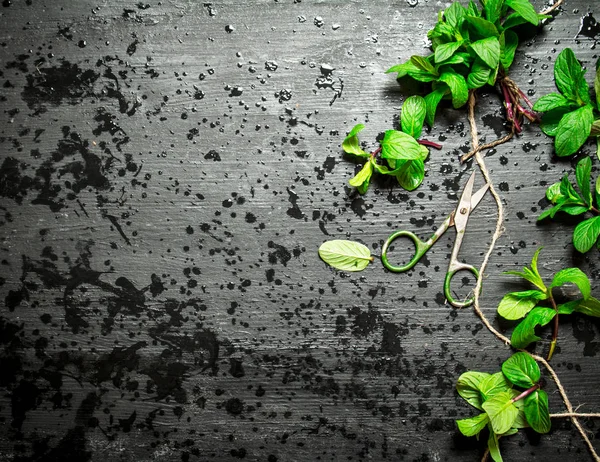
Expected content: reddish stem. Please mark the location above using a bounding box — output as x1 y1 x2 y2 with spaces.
517 105 540 123
370 146 382 158
501 82 521 133
517 88 535 109
512 383 541 403
418 139 443 149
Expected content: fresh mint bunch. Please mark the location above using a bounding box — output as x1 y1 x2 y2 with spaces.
386 0 546 130
538 157 600 252
456 352 550 462
342 96 441 194
533 48 600 157
497 248 600 359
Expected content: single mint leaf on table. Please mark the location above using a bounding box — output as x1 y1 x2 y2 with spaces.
380 130 425 160
342 124 368 157
400 95 427 139
501 352 540 388
497 294 538 320
457 413 489 437
575 157 593 206
482 391 520 435
523 390 551 434
573 216 600 253
511 307 556 349
318 240 373 272
457 371 491 410
554 105 594 156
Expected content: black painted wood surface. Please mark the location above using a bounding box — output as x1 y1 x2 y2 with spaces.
1 1 600 461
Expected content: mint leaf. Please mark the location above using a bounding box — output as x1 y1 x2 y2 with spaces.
554 105 594 156
503 248 546 292
505 0 539 26
554 48 585 101
457 371 490 410
439 71 469 108
573 216 600 253
386 62 417 77
500 30 518 71
533 93 571 112
318 240 373 272
502 12 529 29
482 391 519 435
591 120 600 136
394 159 425 191
557 299 580 315
511 307 556 349
575 157 593 207
468 59 492 89
497 294 538 320
410 55 437 75
465 16 499 38
484 0 503 25
595 57 600 111
435 41 463 64
467 0 480 17
487 426 502 462
559 174 584 203
523 390 551 434
401 96 427 139
501 352 540 388
444 2 467 28
457 413 489 437
479 372 512 401
424 87 448 127
545 181 563 203
540 106 571 137
575 297 600 317
470 36 501 69
348 161 373 193
380 130 424 160
342 124 368 156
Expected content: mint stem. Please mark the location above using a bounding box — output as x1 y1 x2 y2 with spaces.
517 105 540 123
418 139 443 149
512 383 541 403
370 147 382 158
517 88 534 109
501 82 521 133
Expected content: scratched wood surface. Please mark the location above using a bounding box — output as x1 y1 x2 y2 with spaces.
1 1 600 461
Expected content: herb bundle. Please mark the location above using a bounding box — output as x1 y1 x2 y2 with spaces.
386 0 546 132
533 48 600 157
538 157 600 252
497 248 600 359
342 96 441 194
457 352 550 461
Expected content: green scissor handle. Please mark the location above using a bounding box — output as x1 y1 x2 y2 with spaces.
381 230 432 273
443 262 479 308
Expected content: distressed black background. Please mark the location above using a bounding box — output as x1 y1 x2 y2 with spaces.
1 1 600 461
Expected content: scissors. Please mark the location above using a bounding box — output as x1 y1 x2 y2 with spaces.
380 172 488 308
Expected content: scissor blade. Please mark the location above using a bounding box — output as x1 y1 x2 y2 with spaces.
448 183 488 227
453 172 476 233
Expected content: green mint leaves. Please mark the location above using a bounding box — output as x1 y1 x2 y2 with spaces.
386 0 542 128
456 353 550 460
539 157 600 252
318 240 373 272
534 48 600 156
342 95 439 194
497 248 600 359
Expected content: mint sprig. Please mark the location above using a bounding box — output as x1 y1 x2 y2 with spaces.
342 96 442 194
498 248 600 359
457 352 550 461
538 157 600 252
534 48 600 157
386 0 546 131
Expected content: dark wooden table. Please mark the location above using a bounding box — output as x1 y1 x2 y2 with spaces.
1 1 599 460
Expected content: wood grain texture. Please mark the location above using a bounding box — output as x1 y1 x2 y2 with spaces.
1 0 599 461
